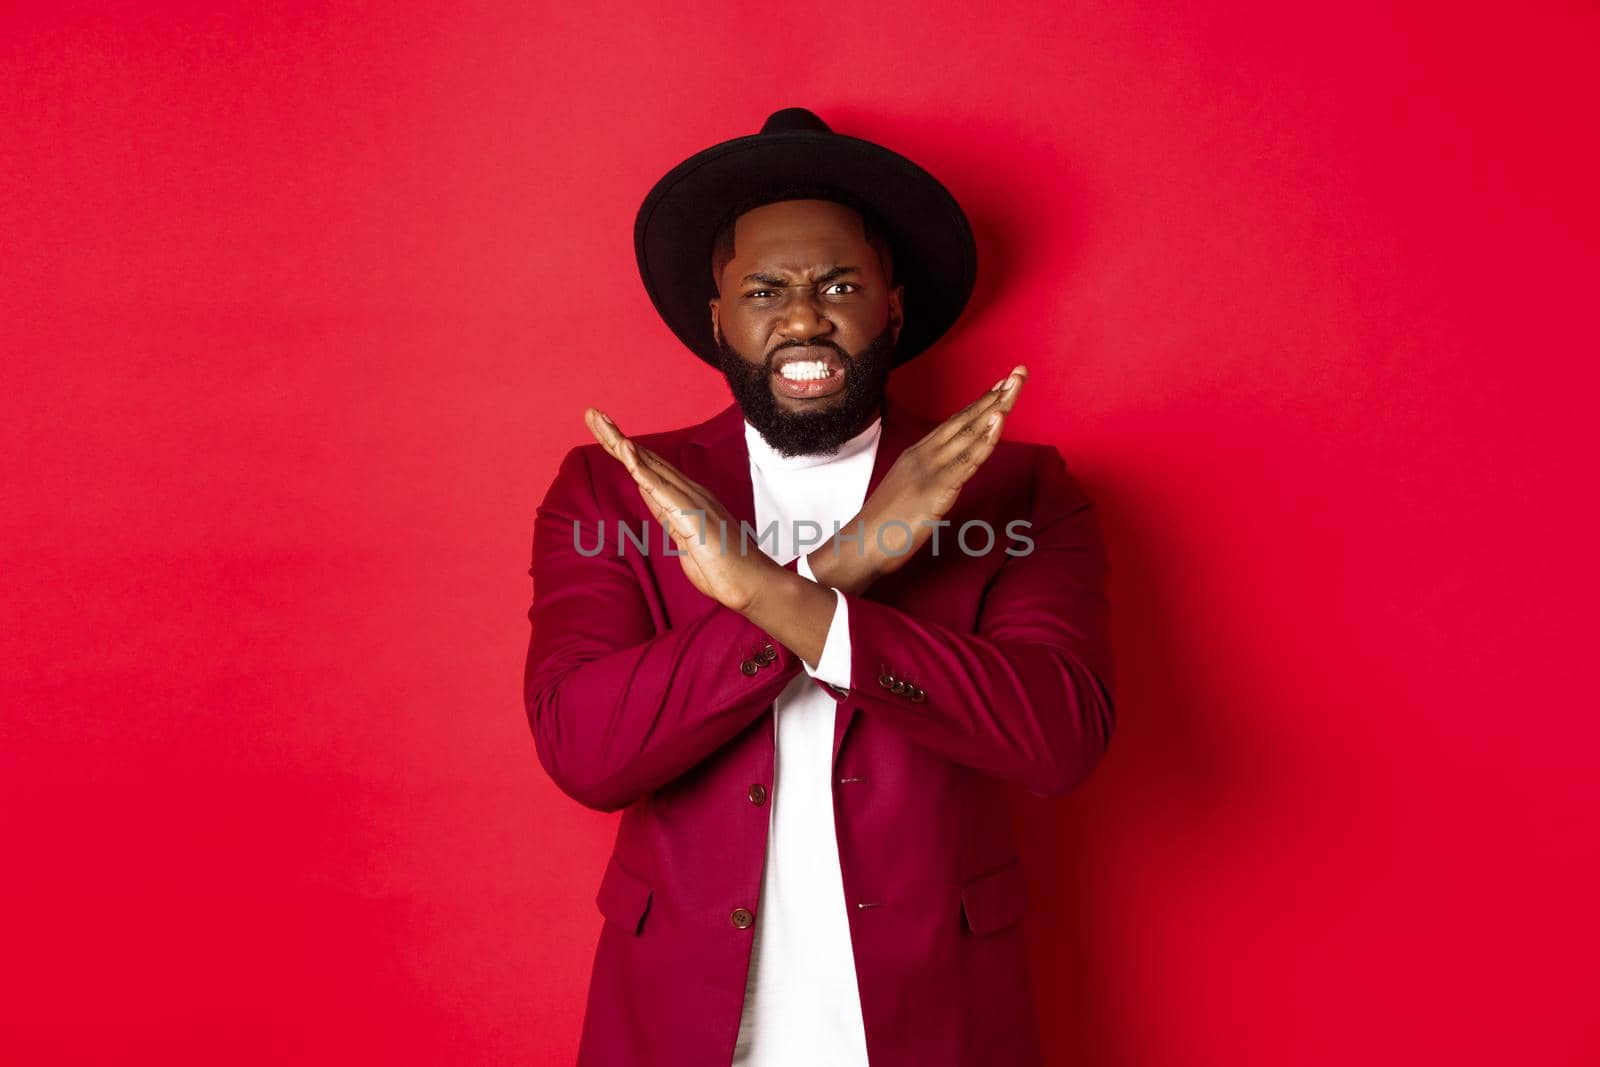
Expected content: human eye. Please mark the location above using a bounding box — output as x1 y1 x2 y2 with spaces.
744 288 780 300
822 282 859 296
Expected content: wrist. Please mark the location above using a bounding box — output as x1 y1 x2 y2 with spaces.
808 541 877 597
742 564 835 667
741 555 803 624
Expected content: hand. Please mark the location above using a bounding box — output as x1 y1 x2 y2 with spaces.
808 365 1027 594
584 407 776 613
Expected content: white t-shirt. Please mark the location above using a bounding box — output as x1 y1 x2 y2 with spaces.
730 413 881 1066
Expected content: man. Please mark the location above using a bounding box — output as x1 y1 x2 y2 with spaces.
524 108 1115 1066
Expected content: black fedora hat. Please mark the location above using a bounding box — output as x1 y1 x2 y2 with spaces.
634 107 977 370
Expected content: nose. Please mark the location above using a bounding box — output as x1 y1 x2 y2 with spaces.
775 289 835 346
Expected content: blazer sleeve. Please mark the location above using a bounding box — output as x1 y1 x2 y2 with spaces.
834 444 1116 798
524 444 804 813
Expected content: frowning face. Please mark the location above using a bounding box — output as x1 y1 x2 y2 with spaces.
709 198 904 457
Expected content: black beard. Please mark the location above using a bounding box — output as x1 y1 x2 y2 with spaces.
714 323 896 458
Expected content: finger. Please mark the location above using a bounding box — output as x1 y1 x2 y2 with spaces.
636 479 704 541
626 451 728 547
587 413 706 535
632 454 696 512
929 416 1006 497
590 410 705 503
938 377 1008 435
584 412 724 540
634 479 675 529
633 479 668 524
927 364 1028 448
585 407 622 456
919 375 1006 444
591 411 669 494
586 408 639 473
634 445 709 507
641 447 719 503
621 444 707 530
993 365 1028 414
629 450 717 546
949 410 1006 478
933 374 1024 479
930 381 1020 464
984 363 1027 396
615 436 647 481
957 364 1027 432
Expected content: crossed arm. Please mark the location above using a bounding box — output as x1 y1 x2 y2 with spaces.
809 443 1114 797
523 443 814 812
524 370 1115 810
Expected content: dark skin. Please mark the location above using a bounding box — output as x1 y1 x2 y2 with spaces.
584 198 1027 668
717 198 903 439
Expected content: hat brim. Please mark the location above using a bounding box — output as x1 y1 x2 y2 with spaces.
634 130 976 369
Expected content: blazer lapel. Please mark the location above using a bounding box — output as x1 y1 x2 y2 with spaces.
681 400 757 535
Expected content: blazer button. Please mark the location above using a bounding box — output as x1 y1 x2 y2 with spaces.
878 671 896 689
730 907 755 929
740 659 759 676
755 644 776 666
909 687 926 703
891 680 909 695
747 783 767 805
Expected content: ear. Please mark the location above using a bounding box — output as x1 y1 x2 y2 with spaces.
888 283 905 346
708 297 722 347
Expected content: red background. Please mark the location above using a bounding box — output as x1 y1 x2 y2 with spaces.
5 3 1597 1064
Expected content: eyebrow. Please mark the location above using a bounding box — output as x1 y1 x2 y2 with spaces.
740 265 862 287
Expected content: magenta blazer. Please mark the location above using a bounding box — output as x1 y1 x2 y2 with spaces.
524 397 1115 1066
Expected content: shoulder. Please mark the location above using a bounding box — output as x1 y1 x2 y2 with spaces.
972 434 1094 517
972 433 1062 483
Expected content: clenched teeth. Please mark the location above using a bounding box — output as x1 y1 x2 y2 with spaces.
777 360 834 381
